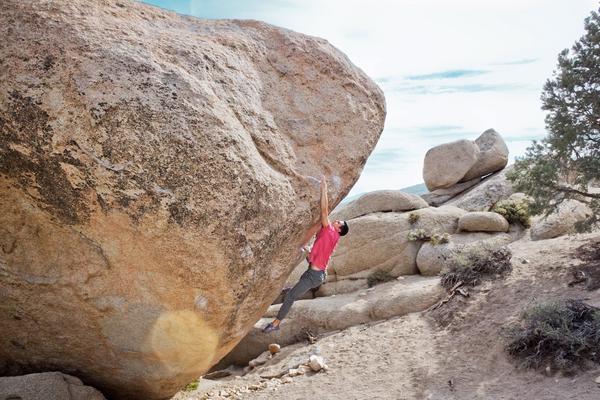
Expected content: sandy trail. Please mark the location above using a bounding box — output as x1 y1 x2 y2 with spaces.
175 233 600 400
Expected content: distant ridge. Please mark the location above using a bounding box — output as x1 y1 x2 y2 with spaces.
340 182 428 205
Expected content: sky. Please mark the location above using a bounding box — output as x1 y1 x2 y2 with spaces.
143 0 597 198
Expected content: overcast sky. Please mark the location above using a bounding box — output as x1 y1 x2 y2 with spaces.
143 0 597 197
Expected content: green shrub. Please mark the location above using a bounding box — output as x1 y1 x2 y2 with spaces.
367 270 395 287
505 299 600 374
492 199 531 227
440 247 512 289
184 381 199 392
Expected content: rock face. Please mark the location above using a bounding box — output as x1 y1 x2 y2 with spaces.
328 206 466 280
0 372 106 400
0 1 385 399
530 200 593 240
423 140 480 191
446 167 514 211
331 190 428 221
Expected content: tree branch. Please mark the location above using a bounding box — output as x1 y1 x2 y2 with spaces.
556 185 600 199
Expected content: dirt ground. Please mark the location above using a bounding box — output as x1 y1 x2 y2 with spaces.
174 232 600 400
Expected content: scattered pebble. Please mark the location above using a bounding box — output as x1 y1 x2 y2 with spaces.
594 375 600 385
521 258 530 264
281 377 293 384
269 343 281 355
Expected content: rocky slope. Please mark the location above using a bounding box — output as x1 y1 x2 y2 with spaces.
0 1 385 399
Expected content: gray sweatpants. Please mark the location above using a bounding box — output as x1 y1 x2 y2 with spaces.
276 267 326 321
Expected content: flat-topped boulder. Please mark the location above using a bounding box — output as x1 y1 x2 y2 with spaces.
421 177 481 206
218 276 444 366
0 1 385 399
446 167 514 211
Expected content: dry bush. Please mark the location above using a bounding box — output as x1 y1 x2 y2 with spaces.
505 299 600 374
440 247 512 289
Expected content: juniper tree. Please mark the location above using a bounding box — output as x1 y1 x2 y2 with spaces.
507 8 600 230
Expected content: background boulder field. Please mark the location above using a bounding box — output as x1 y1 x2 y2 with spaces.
0 0 385 398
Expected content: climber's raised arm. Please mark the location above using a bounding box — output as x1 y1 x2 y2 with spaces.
320 175 330 228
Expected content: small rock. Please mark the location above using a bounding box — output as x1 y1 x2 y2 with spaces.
521 258 529 264
594 375 600 384
287 367 305 377
268 343 281 355
281 377 293 384
308 355 326 372
545 366 552 377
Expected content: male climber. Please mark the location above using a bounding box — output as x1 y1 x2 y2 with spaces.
263 175 349 333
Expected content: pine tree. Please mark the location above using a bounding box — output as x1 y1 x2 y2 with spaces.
507 8 600 230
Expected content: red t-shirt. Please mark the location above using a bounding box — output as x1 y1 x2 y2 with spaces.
307 224 340 270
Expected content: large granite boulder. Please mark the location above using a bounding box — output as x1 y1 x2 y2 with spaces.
0 372 106 400
0 1 385 399
461 129 509 182
530 200 593 240
331 190 428 221
423 140 480 191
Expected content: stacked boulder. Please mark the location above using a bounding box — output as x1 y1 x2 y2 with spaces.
422 129 509 207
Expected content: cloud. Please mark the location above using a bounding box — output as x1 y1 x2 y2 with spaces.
406 69 489 80
493 58 540 66
390 83 531 95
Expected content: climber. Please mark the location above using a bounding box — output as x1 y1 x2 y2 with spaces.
262 175 349 333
